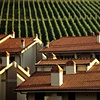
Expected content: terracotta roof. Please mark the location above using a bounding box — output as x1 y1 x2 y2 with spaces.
0 34 8 40
88 63 100 72
0 62 30 79
15 66 100 92
40 36 100 52
0 38 35 52
36 59 93 66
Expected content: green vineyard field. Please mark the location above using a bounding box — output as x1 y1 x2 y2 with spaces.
0 0 100 45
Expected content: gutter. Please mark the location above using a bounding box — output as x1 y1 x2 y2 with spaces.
15 90 100 94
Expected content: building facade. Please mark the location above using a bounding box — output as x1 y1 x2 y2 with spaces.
15 35 100 100
0 32 43 74
40 34 100 60
0 51 30 100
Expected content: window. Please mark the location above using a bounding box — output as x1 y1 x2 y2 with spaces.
35 93 45 100
97 92 100 100
96 55 100 60
68 92 75 100
56 54 74 59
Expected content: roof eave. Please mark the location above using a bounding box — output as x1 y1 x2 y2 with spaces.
15 89 100 94
40 50 100 53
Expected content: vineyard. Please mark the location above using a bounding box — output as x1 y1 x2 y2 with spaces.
0 0 100 45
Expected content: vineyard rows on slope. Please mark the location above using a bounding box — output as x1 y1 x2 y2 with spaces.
0 0 100 45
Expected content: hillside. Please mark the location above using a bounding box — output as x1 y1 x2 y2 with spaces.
0 0 100 45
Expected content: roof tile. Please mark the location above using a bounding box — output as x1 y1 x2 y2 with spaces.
36 59 93 66
41 36 100 52
0 38 35 52
15 64 100 91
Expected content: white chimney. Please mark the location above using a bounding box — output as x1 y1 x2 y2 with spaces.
66 60 76 74
46 42 49 48
51 65 63 86
11 30 15 38
97 32 100 43
21 39 25 48
2 51 10 66
34 34 38 41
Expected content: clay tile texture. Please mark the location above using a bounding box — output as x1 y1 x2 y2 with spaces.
40 36 100 52
0 34 8 40
15 66 100 92
36 59 92 66
0 38 34 53
15 63 100 92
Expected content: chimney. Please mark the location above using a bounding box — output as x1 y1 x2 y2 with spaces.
11 30 15 38
51 65 63 86
24 66 30 74
34 34 38 41
97 32 100 43
48 53 57 60
66 60 76 74
45 42 49 48
21 39 25 48
2 51 10 66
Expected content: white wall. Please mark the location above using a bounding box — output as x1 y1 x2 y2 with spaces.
36 66 52 71
21 45 36 74
17 74 26 100
43 67 51 71
0 75 1 100
51 72 63 86
1 73 6 100
77 65 87 71
66 66 76 74
36 43 42 62
15 55 20 65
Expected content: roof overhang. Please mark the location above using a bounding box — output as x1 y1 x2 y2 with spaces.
40 50 100 53
15 89 100 94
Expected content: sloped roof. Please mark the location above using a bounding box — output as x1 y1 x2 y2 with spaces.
0 34 8 40
87 63 100 72
15 64 100 92
36 59 94 66
0 62 30 79
40 36 100 52
0 38 35 53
